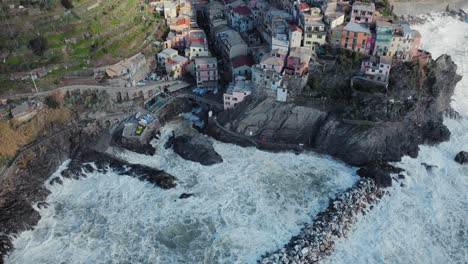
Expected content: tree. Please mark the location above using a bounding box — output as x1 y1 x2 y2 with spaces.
60 0 74 9
445 5 450 12
45 95 60 109
28 37 48 56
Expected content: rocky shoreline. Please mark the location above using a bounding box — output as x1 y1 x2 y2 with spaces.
259 178 386 264
59 150 177 189
0 119 176 262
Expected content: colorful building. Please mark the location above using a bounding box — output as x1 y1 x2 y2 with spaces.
289 24 303 48
283 48 311 77
303 20 326 49
230 6 255 32
360 56 392 83
373 21 392 56
328 25 344 47
350 1 375 24
165 55 189 79
223 76 253 109
340 22 371 54
194 57 219 90
231 55 254 79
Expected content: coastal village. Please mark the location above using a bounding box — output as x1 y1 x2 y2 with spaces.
1 0 433 153
150 0 428 108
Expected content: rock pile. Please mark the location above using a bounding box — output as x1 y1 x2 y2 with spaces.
259 178 385 264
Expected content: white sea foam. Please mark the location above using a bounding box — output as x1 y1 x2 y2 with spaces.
6 120 358 264
322 14 468 264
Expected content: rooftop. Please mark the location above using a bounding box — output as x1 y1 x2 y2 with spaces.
343 22 370 34
195 57 217 65
261 55 283 66
352 1 375 12
232 6 252 16
10 101 31 117
231 55 254 68
296 3 310 11
290 24 303 32
226 78 253 94
160 48 178 57
220 29 246 47
167 55 188 65
376 21 392 27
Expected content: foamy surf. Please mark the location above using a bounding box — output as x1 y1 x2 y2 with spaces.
6 120 358 264
321 14 468 264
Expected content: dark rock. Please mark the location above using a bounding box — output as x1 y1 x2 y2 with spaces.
49 177 63 185
357 162 404 188
37 202 49 209
164 131 175 149
173 135 223 166
455 151 468 164
179 193 194 199
421 163 437 171
398 174 405 179
62 150 177 189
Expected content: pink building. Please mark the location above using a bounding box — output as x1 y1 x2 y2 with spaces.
366 31 376 55
223 76 253 110
194 57 219 90
284 48 311 77
410 31 422 57
259 54 284 74
350 1 375 24
165 17 191 50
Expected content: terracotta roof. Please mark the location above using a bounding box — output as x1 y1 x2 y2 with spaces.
188 38 205 43
296 3 310 11
231 55 254 68
177 18 190 26
290 24 303 32
232 6 252 16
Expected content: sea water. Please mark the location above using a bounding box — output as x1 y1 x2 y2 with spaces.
6 121 358 264
322 14 468 264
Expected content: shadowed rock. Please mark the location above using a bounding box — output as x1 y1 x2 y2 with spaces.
173 135 223 166
455 151 468 164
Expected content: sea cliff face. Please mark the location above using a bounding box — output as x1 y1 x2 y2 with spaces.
219 55 461 166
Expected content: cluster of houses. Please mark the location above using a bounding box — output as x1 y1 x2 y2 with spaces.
154 0 426 109
156 1 221 94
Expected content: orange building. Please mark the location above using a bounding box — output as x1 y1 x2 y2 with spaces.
339 22 371 54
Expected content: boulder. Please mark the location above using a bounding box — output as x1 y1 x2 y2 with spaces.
173 135 223 166
455 151 468 164
356 162 404 188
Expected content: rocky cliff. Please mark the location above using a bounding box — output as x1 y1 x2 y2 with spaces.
219 55 461 166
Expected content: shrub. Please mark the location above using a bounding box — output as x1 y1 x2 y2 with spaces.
45 95 60 109
28 37 48 56
60 0 74 9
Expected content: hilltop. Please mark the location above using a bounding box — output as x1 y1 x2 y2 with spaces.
0 0 165 96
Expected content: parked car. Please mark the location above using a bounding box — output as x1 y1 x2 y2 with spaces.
135 125 144 135
193 88 207 95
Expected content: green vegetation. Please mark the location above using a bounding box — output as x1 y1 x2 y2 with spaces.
0 0 164 94
378 0 395 17
45 95 60 108
337 49 362 67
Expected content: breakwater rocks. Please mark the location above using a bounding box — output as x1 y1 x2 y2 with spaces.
59 150 176 189
259 178 384 264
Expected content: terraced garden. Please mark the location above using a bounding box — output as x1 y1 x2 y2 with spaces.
0 0 167 95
